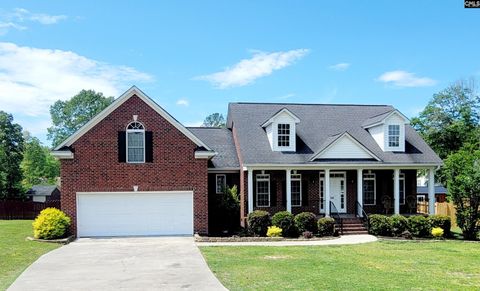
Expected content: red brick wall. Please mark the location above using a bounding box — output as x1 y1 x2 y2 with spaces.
60 95 209 236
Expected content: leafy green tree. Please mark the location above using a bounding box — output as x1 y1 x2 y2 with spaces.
202 113 226 127
0 111 24 199
443 148 480 240
21 133 60 188
47 90 114 147
411 80 480 160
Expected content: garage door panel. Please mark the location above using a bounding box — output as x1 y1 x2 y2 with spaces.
77 192 193 237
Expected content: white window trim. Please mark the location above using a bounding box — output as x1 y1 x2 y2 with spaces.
126 122 146 164
216 174 226 194
384 123 405 152
291 173 302 207
387 124 400 148
392 173 406 205
363 172 376 206
277 123 291 148
256 173 270 207
272 121 296 152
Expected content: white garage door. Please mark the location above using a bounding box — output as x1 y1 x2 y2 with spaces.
77 191 193 237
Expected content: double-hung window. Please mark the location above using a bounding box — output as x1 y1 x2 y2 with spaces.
363 172 376 205
216 174 226 194
291 173 302 206
126 121 145 163
256 174 270 207
388 124 400 148
277 124 290 147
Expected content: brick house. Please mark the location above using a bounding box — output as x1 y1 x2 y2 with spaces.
53 86 442 237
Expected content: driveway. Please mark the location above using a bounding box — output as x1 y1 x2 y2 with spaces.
8 237 226 291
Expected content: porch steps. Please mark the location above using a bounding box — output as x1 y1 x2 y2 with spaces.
336 217 368 235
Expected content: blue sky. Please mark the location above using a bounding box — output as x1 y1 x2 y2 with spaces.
0 1 479 146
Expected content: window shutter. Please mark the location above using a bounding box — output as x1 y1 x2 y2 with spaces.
118 131 126 163
270 180 277 207
302 179 309 206
145 131 153 163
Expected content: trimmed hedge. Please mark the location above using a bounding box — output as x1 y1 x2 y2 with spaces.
317 217 336 237
272 211 296 237
407 215 431 237
33 208 71 240
247 210 271 236
294 212 317 233
390 215 408 237
428 215 451 237
369 214 392 236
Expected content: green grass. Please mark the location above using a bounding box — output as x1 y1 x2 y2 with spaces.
0 220 59 290
201 240 480 290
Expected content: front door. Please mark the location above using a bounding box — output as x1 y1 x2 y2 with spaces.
319 172 347 213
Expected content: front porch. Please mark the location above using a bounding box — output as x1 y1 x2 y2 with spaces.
243 167 437 219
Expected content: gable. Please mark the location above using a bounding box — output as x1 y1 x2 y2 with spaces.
312 133 381 161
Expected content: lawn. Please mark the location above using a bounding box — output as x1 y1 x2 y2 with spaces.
0 220 59 290
201 240 480 290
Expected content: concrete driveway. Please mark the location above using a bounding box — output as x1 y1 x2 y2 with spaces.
8 237 226 291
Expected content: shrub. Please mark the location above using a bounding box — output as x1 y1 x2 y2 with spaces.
247 210 271 236
32 208 71 240
294 212 317 233
302 231 314 239
407 215 431 237
431 227 444 238
317 217 336 237
266 226 282 237
272 211 296 237
369 214 392 236
389 215 408 237
429 215 451 237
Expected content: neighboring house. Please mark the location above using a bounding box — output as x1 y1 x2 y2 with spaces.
417 186 447 203
26 185 60 203
53 86 442 237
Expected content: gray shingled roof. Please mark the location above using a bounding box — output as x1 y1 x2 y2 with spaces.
188 127 240 169
417 186 447 194
26 185 58 196
226 103 442 165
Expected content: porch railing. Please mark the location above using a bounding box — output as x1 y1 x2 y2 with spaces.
329 201 343 235
356 201 369 232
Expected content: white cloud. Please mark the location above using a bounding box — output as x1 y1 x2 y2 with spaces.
377 70 437 87
0 42 153 116
184 120 203 127
0 8 67 35
328 63 350 71
195 49 309 89
176 99 189 106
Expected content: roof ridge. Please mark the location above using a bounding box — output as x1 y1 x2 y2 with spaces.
230 102 393 107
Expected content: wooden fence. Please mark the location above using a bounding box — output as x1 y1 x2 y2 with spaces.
417 201 457 227
0 200 61 220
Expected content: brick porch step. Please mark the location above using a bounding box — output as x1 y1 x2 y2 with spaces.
335 217 368 235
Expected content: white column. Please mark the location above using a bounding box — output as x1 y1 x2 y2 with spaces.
325 169 330 217
393 169 400 215
357 169 363 217
247 169 253 214
286 169 292 213
428 168 435 214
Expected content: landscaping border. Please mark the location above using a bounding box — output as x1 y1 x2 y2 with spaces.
26 235 75 244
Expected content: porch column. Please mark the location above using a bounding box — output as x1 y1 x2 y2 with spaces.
248 168 253 214
325 169 330 217
357 169 363 217
393 169 400 215
428 168 435 214
286 169 292 213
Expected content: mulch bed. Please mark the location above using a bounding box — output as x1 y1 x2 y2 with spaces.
26 235 75 244
194 234 336 242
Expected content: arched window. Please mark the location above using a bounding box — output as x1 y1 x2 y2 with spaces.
126 121 145 163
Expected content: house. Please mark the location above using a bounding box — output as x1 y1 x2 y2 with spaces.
417 185 447 203
53 86 442 237
26 185 60 203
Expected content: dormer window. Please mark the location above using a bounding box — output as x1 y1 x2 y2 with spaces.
388 124 400 147
126 121 145 163
277 124 291 147
363 109 408 152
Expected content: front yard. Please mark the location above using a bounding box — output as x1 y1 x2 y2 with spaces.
0 220 59 290
201 240 480 290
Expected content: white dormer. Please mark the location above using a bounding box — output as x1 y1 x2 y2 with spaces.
262 108 300 152
363 110 409 152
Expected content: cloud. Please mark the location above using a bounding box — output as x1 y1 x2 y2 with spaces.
328 63 350 71
184 121 203 127
0 42 153 117
176 99 189 106
0 8 67 35
195 49 309 89
377 70 437 87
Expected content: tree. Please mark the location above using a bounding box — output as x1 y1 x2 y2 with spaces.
202 113 226 127
443 148 480 240
21 133 60 189
47 90 114 147
0 111 24 199
411 80 480 160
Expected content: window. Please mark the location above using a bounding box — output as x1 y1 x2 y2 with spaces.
277 123 290 147
291 173 302 206
363 172 376 205
256 174 270 207
126 121 145 163
216 174 226 194
388 124 400 148
392 173 406 205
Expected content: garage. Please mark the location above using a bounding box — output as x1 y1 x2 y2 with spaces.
76 191 193 237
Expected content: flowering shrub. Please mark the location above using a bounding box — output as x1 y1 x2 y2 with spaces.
33 208 71 239
431 227 444 238
267 226 283 237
